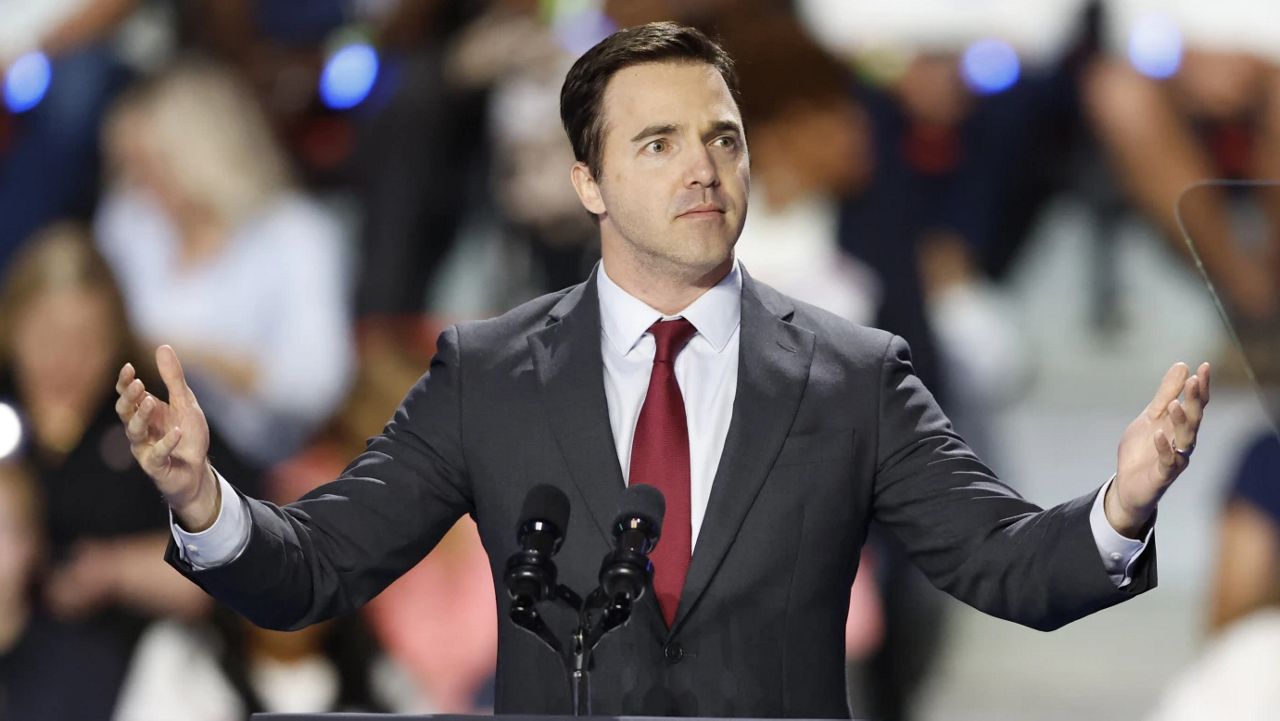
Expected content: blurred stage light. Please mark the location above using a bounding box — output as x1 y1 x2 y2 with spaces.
1128 12 1182 79
3 51 52 113
320 43 379 110
553 7 616 57
961 39 1020 95
0 403 22 459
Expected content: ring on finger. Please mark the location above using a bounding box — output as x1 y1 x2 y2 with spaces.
1174 442 1195 461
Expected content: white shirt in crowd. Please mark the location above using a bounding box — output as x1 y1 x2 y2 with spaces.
97 188 356 466
111 619 424 721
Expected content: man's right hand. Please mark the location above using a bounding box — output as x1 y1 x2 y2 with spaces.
116 345 220 531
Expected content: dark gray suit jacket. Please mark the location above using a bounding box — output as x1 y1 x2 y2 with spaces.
167 268 1154 718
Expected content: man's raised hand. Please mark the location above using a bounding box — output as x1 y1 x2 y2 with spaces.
1109 361 1211 538
115 345 221 531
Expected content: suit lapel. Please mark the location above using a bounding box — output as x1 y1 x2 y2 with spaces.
670 271 815 635
528 270 626 547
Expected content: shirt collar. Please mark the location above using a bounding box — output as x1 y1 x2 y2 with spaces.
597 258 742 356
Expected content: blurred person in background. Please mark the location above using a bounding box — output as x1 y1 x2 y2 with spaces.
186 0 492 388
1208 430 1280 632
446 0 607 295
0 223 257 714
0 0 173 271
346 0 489 323
1086 0 1280 325
1147 427 1280 720
94 58 356 467
722 11 880 327
0 460 123 720
794 0 1083 456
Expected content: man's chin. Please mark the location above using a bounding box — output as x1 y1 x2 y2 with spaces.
671 245 735 283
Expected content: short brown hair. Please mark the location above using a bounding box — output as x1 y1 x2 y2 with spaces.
560 21 739 180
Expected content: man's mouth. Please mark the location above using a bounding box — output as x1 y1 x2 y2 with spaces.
678 204 725 218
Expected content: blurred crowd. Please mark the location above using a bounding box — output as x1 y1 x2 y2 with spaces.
1 0 1278 719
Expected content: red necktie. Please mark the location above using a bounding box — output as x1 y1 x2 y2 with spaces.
629 318 698 627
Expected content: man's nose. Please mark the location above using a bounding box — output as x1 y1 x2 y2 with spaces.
683 146 720 188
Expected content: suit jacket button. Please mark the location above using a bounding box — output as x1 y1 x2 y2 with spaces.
664 642 685 664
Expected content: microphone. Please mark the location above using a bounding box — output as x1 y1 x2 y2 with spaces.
599 484 665 602
505 484 571 605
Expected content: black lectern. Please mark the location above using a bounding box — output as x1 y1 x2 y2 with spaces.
253 716 857 721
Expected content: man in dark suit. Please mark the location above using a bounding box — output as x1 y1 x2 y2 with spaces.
114 22 1210 718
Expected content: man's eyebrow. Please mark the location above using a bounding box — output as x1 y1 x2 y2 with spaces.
704 120 743 139
630 123 678 142
629 120 743 143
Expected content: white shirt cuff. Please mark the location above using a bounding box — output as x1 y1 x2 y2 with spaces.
170 469 251 570
1089 475 1152 588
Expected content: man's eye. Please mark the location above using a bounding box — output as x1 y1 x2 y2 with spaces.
714 136 738 150
647 140 668 153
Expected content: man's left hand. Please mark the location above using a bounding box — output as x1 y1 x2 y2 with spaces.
1109 362 1211 538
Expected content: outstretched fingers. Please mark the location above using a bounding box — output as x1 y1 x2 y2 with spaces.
142 426 182 471
1168 398 1195 456
125 395 157 444
1169 362 1210 459
1184 363 1210 423
156 345 194 407
115 362 135 396
1146 362 1190 420
115 374 145 423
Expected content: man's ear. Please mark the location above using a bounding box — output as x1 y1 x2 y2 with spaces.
570 162 607 215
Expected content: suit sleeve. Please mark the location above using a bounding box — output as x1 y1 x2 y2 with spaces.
165 326 474 630
869 335 1156 631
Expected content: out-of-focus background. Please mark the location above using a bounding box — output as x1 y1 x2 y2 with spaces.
1 0 1278 719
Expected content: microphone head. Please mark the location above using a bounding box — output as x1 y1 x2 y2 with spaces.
600 484 665 600
519 483 570 535
613 483 665 539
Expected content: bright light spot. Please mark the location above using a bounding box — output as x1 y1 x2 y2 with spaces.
0 403 22 459
320 43 379 110
4 52 52 113
1128 12 1182 79
961 39 1020 95
553 8 616 57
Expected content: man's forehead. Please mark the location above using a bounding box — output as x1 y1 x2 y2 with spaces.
601 61 740 132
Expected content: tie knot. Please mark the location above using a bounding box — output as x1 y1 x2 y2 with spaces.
648 318 697 363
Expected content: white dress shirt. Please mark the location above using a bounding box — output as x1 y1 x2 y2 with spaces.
175 260 1149 584
598 259 741 549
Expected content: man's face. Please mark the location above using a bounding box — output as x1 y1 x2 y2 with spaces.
575 61 750 282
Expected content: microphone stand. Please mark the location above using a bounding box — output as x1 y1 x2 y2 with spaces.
570 589 636 715
508 579 638 715
506 486 660 716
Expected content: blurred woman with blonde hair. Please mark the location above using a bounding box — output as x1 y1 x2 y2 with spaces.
95 58 355 466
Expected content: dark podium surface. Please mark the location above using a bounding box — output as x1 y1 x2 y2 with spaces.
253 716 857 721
